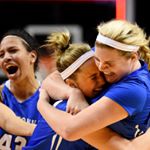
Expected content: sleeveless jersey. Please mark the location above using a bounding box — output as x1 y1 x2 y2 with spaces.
0 80 40 150
23 100 97 150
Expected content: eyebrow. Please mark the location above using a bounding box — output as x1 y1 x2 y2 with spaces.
8 46 17 49
7 46 18 50
0 46 18 52
94 56 115 64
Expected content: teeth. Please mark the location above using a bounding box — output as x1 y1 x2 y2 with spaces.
104 72 110 75
6 66 12 69
6 65 14 69
95 87 103 91
6 67 13 70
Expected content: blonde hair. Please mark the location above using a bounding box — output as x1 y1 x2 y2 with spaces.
96 19 150 69
44 30 91 77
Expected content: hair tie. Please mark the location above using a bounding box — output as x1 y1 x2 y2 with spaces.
61 44 70 51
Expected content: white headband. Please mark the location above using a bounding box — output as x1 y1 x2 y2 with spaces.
4 35 30 48
60 51 94 80
96 33 139 52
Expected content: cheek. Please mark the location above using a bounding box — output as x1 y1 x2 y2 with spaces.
79 81 91 94
120 61 131 72
86 81 96 92
113 62 128 73
98 78 105 87
115 68 129 79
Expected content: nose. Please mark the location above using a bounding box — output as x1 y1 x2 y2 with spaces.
98 62 109 72
3 52 12 62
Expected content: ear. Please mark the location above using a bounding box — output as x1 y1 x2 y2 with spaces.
30 50 37 64
137 51 141 59
129 52 138 62
65 78 78 88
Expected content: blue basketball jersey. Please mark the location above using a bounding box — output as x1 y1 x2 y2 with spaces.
88 60 150 139
23 60 150 149
23 100 97 150
104 61 150 139
0 80 41 150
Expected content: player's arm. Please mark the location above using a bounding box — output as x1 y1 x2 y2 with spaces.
41 71 72 100
0 102 36 136
38 88 128 141
83 127 150 150
129 128 150 150
83 127 133 150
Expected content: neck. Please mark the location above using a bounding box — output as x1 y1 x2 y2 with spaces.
9 77 39 101
130 60 141 73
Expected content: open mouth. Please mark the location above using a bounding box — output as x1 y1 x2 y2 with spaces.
6 66 18 75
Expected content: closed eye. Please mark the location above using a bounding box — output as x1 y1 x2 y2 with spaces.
90 74 97 80
8 48 18 54
0 52 4 58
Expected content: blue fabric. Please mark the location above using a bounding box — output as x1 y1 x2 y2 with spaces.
23 60 150 150
0 81 40 149
104 61 150 139
23 101 97 150
86 60 150 139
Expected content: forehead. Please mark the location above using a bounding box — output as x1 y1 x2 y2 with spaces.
95 46 121 61
0 36 24 50
79 58 99 74
1 36 23 44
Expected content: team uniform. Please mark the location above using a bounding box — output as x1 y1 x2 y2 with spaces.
0 80 40 150
89 60 150 139
23 100 97 150
103 60 150 139
23 60 150 149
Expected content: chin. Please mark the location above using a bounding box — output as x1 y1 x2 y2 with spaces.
105 75 118 83
106 78 116 83
89 93 99 99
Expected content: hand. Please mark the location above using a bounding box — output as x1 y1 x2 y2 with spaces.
39 88 50 103
42 70 72 100
66 88 89 115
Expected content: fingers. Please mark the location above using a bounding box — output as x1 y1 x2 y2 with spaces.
67 106 81 115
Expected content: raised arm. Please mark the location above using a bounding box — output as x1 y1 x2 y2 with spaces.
41 71 72 100
42 71 89 114
0 102 36 136
39 89 150 150
38 88 128 141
